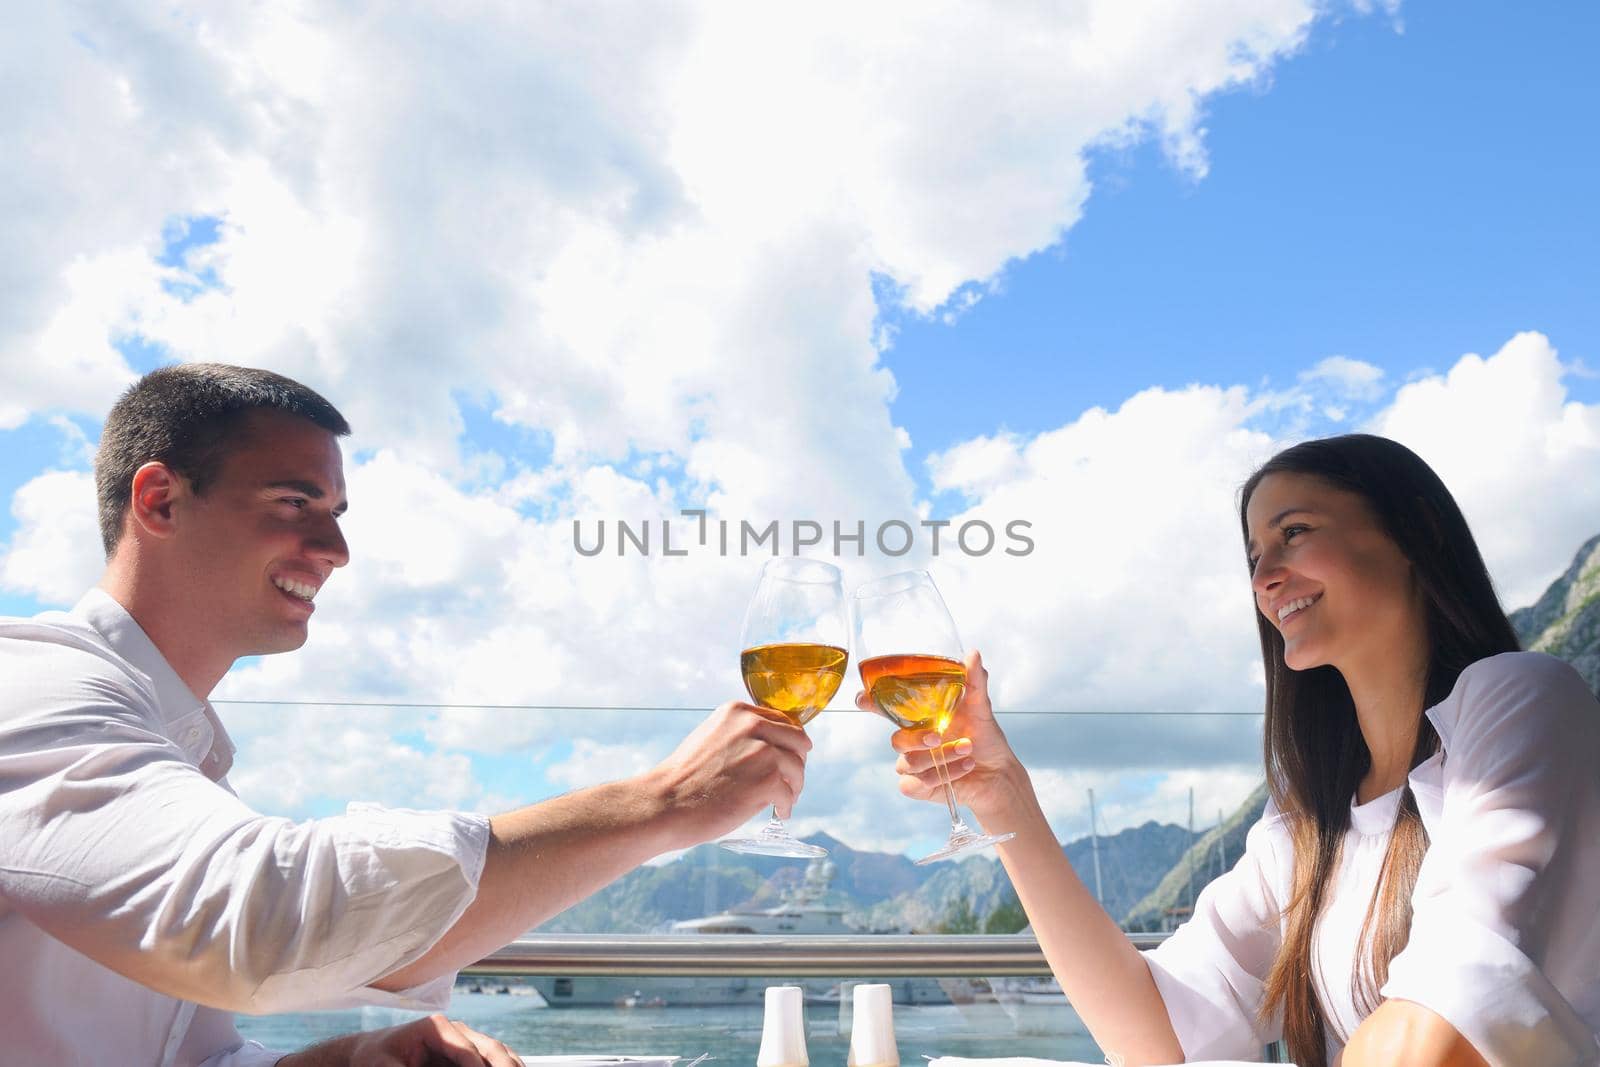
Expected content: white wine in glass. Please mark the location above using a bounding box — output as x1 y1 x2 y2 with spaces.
741 642 847 726
852 570 1014 864
720 557 848 858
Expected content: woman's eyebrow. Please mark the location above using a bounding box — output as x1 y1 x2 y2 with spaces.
1266 507 1313 529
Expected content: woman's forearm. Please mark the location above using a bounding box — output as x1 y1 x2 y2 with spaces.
1341 1000 1490 1067
979 776 1186 1066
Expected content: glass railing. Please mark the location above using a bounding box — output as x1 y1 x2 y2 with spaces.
215 701 1274 1061
235 934 1287 1062
236 935 1131 1063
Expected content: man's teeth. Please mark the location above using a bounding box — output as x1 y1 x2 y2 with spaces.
273 577 317 601
1277 595 1317 622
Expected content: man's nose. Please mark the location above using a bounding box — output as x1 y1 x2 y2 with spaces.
309 515 350 568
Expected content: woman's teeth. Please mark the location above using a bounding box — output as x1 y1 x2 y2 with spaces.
1277 595 1318 622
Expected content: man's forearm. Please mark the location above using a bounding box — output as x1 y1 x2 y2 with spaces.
375 699 808 992
276 1031 360 1067
374 771 678 991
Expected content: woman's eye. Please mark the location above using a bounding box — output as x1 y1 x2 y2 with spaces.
1282 524 1308 541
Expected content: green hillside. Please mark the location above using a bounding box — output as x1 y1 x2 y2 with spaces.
1511 532 1600 692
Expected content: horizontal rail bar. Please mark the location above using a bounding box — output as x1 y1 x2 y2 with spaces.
463 933 1170 978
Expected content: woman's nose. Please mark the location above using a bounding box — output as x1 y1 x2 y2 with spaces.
1251 554 1285 597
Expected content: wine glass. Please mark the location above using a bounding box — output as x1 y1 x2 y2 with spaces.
852 569 1014 864
719 557 848 858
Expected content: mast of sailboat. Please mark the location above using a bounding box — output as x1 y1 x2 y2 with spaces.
1087 788 1104 905
1186 787 1197 911
1216 808 1227 877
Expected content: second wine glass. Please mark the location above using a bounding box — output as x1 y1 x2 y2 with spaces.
852 569 1014 864
720 557 848 858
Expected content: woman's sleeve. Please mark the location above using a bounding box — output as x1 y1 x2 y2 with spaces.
1380 653 1600 1066
1141 801 1288 1060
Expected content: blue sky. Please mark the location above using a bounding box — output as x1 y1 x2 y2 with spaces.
885 0 1598 491
3 2 1598 850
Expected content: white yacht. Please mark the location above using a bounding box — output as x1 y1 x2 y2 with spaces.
525 860 950 1007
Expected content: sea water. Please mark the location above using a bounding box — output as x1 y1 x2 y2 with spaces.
235 997 1106 1065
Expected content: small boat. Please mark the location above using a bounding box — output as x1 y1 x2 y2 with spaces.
615 990 669 1009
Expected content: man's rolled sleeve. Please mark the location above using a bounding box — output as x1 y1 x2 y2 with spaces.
243 804 492 1013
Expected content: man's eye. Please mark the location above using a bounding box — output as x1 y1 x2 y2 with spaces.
282 497 308 509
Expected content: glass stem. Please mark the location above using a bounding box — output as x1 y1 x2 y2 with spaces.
929 738 965 829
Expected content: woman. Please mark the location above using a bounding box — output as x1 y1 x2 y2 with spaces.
880 435 1600 1066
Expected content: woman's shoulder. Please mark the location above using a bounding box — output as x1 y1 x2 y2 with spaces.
1432 651 1598 754
1243 792 1295 866
1456 649 1586 685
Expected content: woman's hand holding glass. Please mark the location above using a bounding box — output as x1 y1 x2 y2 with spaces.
868 648 1033 832
852 570 1016 863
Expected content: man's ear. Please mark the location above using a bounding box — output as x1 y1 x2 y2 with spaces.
128 462 187 540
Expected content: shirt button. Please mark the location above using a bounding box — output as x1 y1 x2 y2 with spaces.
188 727 202 741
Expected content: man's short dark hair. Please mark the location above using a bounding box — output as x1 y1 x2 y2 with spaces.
94 363 351 557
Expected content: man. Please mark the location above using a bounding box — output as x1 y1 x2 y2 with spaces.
0 364 811 1066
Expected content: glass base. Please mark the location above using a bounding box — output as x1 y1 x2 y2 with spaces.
719 817 827 858
915 823 1015 865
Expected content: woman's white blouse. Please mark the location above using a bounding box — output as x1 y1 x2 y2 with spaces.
1143 652 1600 1066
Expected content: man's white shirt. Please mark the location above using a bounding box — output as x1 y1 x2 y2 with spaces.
0 589 491 1066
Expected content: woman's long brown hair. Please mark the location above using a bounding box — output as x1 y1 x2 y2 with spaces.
1240 435 1520 1066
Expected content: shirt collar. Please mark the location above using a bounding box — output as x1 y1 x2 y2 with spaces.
73 587 210 726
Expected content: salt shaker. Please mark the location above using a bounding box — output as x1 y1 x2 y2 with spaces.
757 985 809 1067
846 983 899 1067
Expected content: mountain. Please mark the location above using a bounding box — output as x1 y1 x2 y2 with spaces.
1121 783 1269 931
851 820 1196 931
538 833 927 934
1064 820 1198 921
537 823 1193 934
1511 532 1600 692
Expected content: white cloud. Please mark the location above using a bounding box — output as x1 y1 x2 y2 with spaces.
1029 764 1264 840
1299 355 1385 401
3 1 1343 478
1369 331 1600 608
928 384 1277 727
226 704 482 814
547 739 661 791
0 2 1442 843
0 471 102 605
927 433 1028 500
